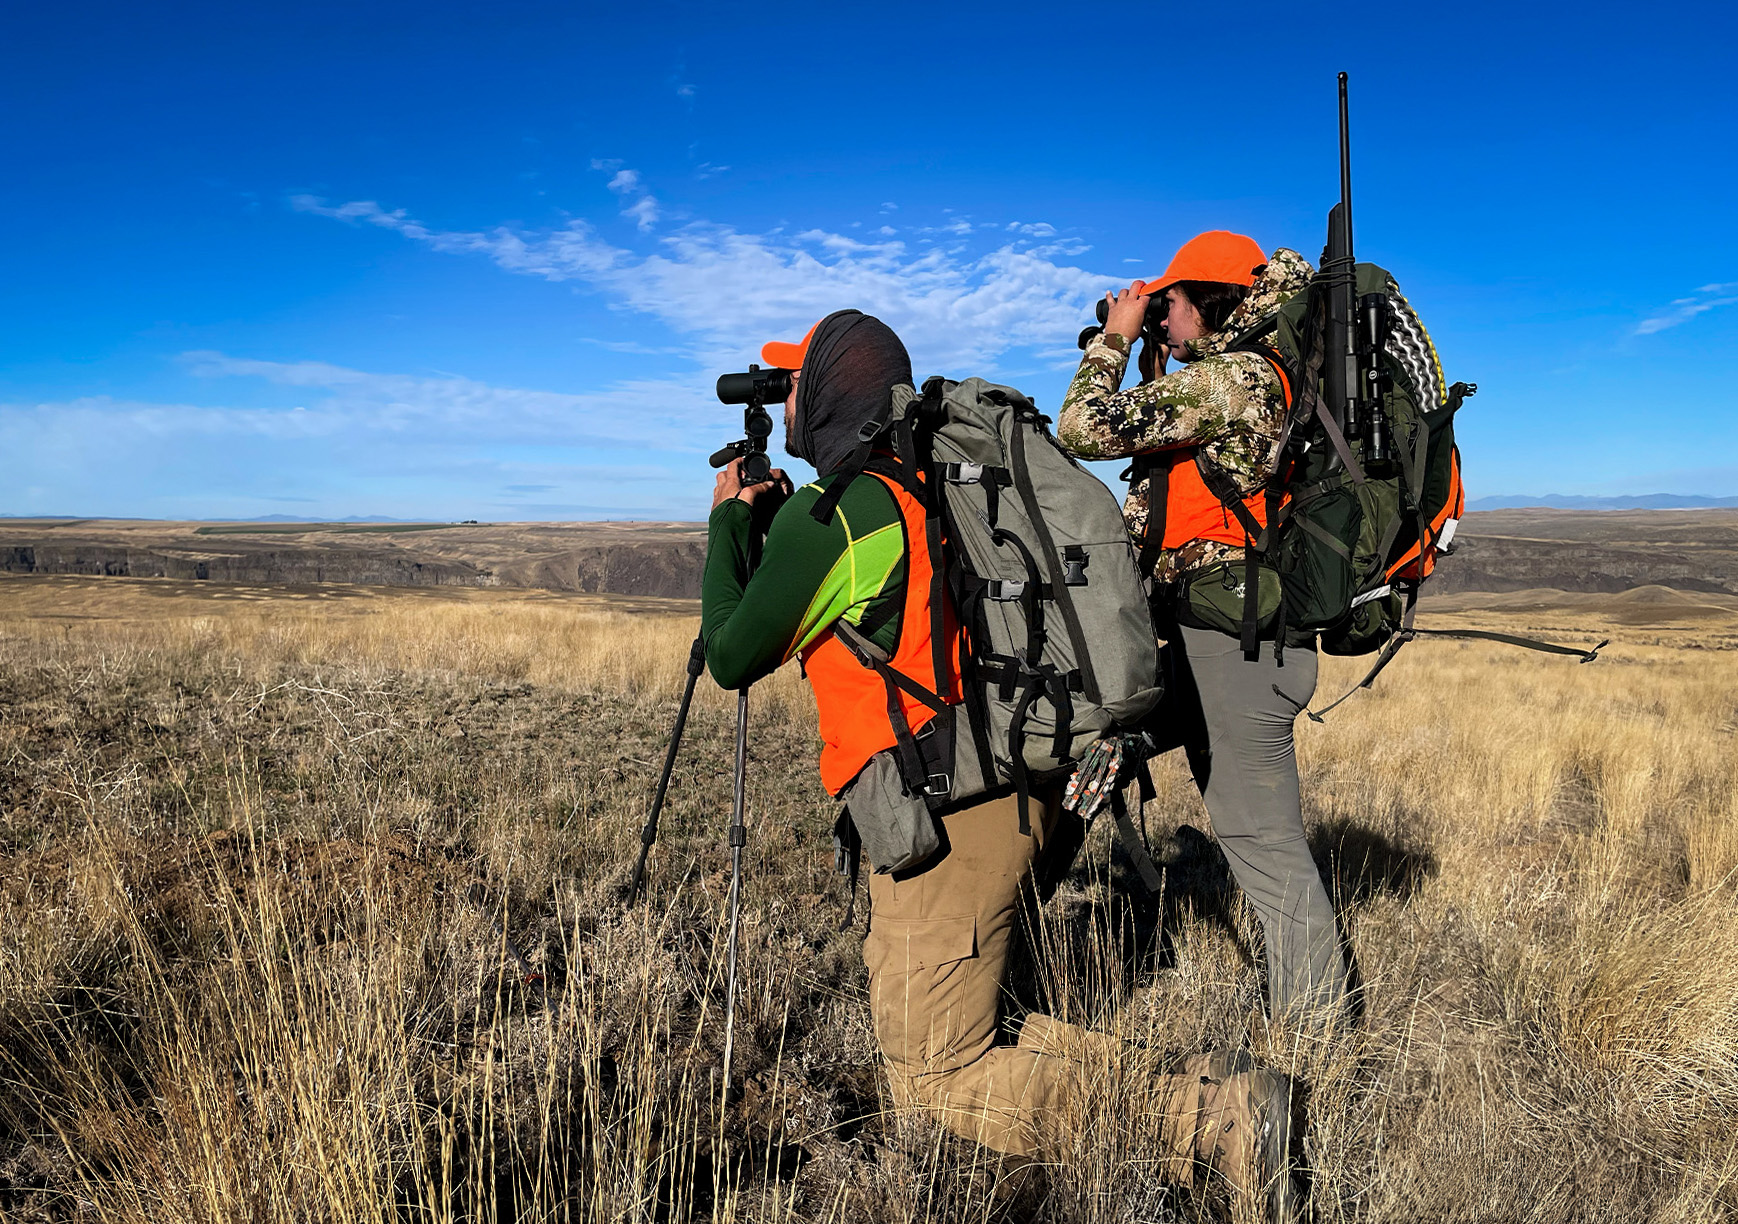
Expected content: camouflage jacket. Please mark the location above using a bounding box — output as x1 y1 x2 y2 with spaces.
1057 248 1313 584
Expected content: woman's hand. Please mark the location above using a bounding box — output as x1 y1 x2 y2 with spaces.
712 458 791 511
1103 286 1150 345
1137 336 1168 384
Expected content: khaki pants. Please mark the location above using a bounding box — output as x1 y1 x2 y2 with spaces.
863 788 1200 1161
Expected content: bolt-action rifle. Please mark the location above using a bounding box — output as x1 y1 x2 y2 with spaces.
1304 73 1603 718
1322 74 1356 452
1320 71 1393 471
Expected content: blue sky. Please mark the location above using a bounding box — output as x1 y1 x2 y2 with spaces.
3 0 1736 520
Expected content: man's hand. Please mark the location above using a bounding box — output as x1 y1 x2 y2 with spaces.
712 458 792 511
1103 286 1150 345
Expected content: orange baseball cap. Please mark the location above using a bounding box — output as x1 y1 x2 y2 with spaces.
1138 231 1268 296
761 320 821 371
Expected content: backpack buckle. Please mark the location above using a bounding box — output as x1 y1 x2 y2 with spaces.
1062 545 1089 586
945 462 985 484
988 580 1026 601
922 771 952 798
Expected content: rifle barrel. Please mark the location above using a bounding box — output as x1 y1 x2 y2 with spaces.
1338 72 1353 258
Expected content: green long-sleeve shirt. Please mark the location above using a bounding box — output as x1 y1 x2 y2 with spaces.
701 474 909 691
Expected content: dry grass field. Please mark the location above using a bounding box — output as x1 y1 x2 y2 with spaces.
1 573 1735 1223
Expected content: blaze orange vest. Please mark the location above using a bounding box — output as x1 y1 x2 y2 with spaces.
1148 447 1272 550
1144 347 1292 557
800 471 964 797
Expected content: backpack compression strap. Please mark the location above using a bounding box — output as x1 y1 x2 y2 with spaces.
833 621 955 800
1304 589 1606 721
1063 735 1166 894
1111 791 1164 894
1267 295 1369 486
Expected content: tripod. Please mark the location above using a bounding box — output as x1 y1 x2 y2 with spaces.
628 393 775 1103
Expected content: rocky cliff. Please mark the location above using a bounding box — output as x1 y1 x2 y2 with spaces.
2 543 484 587
0 521 711 599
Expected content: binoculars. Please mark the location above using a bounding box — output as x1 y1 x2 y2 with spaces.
1078 295 1170 352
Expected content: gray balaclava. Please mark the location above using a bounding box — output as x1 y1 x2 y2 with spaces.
790 310 913 475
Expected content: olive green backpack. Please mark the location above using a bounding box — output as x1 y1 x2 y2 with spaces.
1186 262 1602 710
1175 263 1467 657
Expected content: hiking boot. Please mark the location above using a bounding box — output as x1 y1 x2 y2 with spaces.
1199 1068 1297 1223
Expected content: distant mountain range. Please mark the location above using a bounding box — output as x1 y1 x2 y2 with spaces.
10 500 1738 521
246 514 410 523
1467 494 1738 511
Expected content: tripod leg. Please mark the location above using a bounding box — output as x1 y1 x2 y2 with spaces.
628 634 707 902
721 686 749 1103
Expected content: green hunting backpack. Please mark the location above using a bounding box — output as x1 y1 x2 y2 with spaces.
1193 261 1475 662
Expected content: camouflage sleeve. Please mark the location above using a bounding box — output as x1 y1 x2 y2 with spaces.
1056 333 1282 475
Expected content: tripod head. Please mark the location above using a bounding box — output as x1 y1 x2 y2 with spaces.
711 364 785 485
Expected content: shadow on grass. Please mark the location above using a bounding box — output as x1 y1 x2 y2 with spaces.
1018 807 1437 1022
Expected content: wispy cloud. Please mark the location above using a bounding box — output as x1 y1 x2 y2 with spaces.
291 194 1111 372
1635 281 1738 335
0 360 724 518
669 60 696 102
594 163 660 231
620 196 660 231
176 351 713 445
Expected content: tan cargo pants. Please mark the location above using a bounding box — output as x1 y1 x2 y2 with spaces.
863 787 1201 1161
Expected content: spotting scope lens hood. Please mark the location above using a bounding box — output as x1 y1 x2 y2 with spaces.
716 364 794 406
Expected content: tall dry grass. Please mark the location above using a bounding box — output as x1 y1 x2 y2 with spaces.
1 574 1735 1222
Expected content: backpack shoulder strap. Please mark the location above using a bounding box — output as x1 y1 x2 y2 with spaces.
1133 453 1171 577
811 383 938 526
1221 337 1297 418
1193 451 1269 547
1223 311 1280 350
809 414 890 526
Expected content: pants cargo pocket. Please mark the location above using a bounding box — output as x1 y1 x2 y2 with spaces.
863 913 980 1078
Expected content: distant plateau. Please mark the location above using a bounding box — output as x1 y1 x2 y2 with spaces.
4 509 1738 601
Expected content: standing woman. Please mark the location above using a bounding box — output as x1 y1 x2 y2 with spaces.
1057 231 1349 1026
